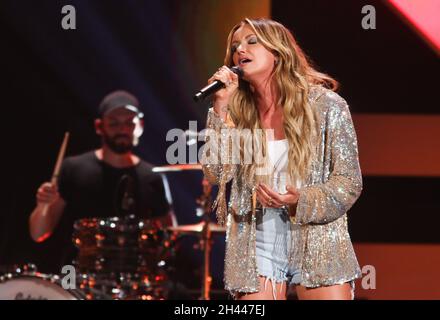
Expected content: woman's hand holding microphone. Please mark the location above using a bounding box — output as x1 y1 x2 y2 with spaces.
208 66 239 121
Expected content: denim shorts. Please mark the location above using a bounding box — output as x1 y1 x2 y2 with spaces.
256 207 301 299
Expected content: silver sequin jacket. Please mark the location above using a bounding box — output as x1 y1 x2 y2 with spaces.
202 85 363 293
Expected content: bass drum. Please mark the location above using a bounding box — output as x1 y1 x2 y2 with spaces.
0 272 85 300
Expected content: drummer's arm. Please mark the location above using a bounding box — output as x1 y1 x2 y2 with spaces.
29 182 66 242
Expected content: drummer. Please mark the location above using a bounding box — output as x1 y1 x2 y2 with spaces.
29 90 175 265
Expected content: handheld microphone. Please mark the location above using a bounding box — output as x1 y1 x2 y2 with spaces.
193 66 243 102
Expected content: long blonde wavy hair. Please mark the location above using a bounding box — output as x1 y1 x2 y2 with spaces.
223 18 338 187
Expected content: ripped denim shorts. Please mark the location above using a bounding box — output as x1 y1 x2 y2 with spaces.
255 207 301 299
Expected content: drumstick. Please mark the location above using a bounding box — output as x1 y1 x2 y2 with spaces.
41 132 70 216
50 132 70 184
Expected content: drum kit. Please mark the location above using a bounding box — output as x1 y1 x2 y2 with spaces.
0 163 225 300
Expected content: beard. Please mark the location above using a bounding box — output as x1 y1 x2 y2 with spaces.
102 133 134 154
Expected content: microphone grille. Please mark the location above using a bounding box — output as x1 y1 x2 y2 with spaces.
230 66 243 78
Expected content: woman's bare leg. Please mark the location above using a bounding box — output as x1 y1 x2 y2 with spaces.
295 283 353 300
237 276 288 300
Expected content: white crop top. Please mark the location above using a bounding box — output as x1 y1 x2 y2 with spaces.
267 139 288 194
267 139 302 193
267 139 288 173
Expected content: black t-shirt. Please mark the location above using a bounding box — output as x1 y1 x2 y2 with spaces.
51 151 169 268
58 151 169 220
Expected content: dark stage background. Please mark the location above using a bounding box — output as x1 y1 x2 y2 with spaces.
0 0 438 299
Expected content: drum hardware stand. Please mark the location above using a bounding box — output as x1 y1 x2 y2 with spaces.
196 178 213 300
151 163 224 300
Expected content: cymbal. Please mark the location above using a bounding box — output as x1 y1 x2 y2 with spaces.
167 222 226 235
152 163 202 173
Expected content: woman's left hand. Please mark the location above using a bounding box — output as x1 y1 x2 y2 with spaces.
256 183 300 212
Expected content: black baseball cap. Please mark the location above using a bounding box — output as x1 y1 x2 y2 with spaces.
98 90 144 118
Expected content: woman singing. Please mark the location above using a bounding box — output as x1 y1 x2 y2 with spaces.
202 18 362 300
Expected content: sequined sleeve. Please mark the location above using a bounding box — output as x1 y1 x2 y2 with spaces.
296 94 363 225
201 108 237 184
201 108 237 224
